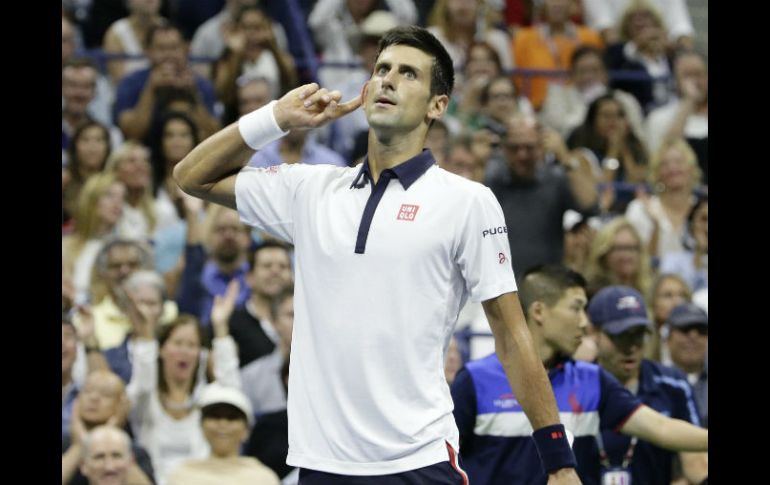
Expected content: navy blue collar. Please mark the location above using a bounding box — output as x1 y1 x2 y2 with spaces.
350 149 436 190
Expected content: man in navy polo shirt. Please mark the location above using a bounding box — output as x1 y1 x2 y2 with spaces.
593 287 708 484
451 268 708 484
175 25 581 485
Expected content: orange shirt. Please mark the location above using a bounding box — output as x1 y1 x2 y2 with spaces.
513 24 603 110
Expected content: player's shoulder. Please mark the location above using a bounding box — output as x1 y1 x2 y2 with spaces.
430 166 495 198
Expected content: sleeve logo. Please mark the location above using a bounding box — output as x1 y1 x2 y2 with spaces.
482 226 508 237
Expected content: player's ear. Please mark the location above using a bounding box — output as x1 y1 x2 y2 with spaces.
426 94 449 122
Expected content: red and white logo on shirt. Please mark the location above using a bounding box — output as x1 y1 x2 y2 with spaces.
397 204 420 221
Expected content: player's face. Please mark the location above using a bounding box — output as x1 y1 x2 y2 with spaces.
364 45 440 134
541 287 589 356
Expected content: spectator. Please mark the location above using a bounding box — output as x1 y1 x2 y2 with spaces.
214 5 297 110
585 216 652 297
540 45 644 140
239 285 294 418
644 272 691 363
665 303 708 427
62 371 156 485
87 238 173 347
176 205 252 326
102 0 165 83
646 50 708 183
451 41 505 125
659 194 708 292
562 209 599 277
309 0 417 88
76 425 152 485
114 23 220 142
625 138 701 260
470 76 532 142
512 0 603 110
64 121 113 230
591 286 708 484
567 94 649 213
167 383 280 485
487 114 598 276
190 0 289 80
427 0 513 74
127 303 241 484
102 269 175 382
63 173 127 304
63 316 81 440
605 0 672 113
582 0 694 50
248 129 347 168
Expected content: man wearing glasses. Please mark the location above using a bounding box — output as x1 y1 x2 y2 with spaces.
487 113 598 278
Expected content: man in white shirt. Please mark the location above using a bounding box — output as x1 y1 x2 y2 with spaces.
174 26 579 484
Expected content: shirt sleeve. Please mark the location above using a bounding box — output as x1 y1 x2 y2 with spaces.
455 187 518 302
234 164 316 243
598 367 644 432
450 367 478 452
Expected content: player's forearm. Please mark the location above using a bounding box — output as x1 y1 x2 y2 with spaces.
173 121 253 197
483 294 561 429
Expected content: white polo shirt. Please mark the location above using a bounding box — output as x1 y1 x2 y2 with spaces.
235 150 517 475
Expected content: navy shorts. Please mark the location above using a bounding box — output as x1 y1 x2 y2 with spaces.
298 445 468 485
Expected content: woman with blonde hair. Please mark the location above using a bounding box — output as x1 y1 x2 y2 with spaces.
63 172 127 304
644 272 692 362
106 140 177 242
585 216 653 298
625 137 702 261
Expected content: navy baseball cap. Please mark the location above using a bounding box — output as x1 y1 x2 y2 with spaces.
667 303 708 329
588 286 651 335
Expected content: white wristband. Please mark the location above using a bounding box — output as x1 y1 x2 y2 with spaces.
238 100 289 150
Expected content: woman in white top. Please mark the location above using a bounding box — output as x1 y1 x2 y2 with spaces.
102 0 165 84
127 281 242 485
427 0 513 75
625 137 702 261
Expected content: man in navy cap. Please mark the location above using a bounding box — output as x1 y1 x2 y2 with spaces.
451 269 709 485
591 286 708 484
666 302 708 427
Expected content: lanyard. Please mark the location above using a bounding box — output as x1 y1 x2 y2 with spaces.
596 432 638 469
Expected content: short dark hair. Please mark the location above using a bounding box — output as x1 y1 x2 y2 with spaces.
519 265 587 318
145 21 183 49
570 45 605 70
377 26 454 97
247 240 292 269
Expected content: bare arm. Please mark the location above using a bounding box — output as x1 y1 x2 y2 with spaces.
679 451 708 484
620 405 708 451
61 442 82 484
543 127 598 210
482 292 580 484
173 83 362 208
103 27 126 84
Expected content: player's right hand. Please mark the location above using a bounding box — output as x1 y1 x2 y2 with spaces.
274 83 362 131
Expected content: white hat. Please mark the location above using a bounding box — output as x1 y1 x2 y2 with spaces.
198 382 254 426
360 10 399 38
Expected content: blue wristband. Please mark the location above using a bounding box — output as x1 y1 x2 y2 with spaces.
532 424 577 473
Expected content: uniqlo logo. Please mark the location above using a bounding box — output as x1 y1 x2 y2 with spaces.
397 204 420 221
